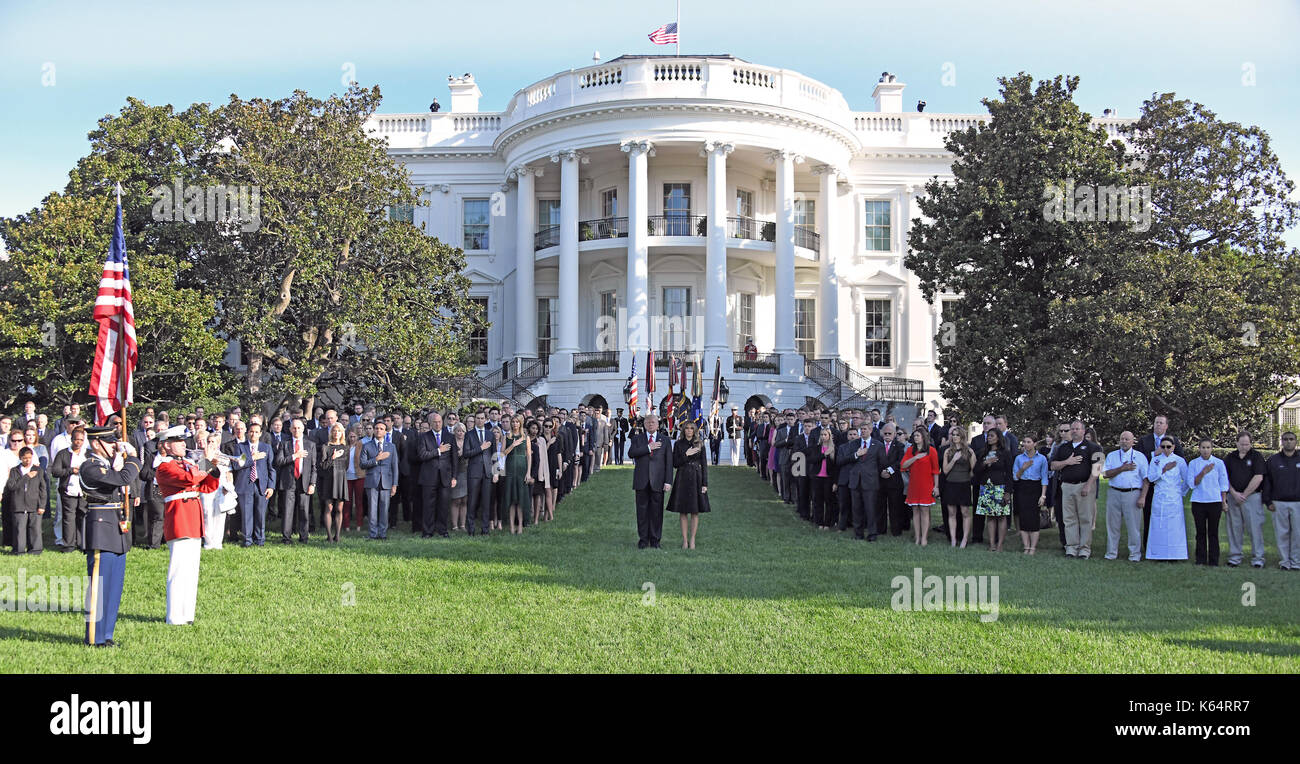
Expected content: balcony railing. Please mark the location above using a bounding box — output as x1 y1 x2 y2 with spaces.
647 214 706 237
654 350 701 369
734 352 780 375
727 216 773 242
580 216 629 240
572 351 619 374
794 225 820 255
535 225 560 250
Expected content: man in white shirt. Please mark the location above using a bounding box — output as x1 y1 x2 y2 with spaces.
1102 431 1149 561
1186 438 1230 566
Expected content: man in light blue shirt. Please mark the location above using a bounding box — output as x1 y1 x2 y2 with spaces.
1186 438 1230 566
1102 431 1150 561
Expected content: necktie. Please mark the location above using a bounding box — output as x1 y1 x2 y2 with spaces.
478 428 483 444
249 444 258 483
294 439 302 479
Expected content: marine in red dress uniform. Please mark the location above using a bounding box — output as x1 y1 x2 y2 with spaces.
153 426 219 625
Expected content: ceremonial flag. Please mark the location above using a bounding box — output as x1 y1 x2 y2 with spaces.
90 184 137 425
628 356 639 418
708 355 722 423
690 357 703 424
645 349 655 413
648 22 678 45
665 357 678 434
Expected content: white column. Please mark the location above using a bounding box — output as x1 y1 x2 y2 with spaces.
552 149 584 355
903 184 932 377
703 140 733 355
770 150 802 355
513 166 540 359
621 140 654 353
813 165 840 360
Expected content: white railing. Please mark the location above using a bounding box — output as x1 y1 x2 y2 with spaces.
374 115 430 133
854 115 904 132
579 66 623 88
732 66 774 88
527 80 557 106
453 115 501 132
654 62 702 81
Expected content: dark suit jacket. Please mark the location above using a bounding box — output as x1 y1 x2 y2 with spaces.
4 464 48 512
836 438 883 490
228 439 275 494
628 430 673 491
774 424 795 467
878 439 905 490
390 428 411 477
1137 432 1184 461
274 437 318 492
462 426 496 480
416 428 458 487
49 447 87 495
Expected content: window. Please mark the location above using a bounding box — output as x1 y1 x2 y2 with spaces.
1284 406 1299 429
864 200 891 251
537 298 557 357
537 199 561 230
661 286 692 351
664 183 691 235
864 299 892 367
795 298 816 357
463 198 490 250
737 293 755 348
468 297 489 365
601 188 618 218
794 199 815 229
599 291 618 348
388 203 414 224
735 189 754 218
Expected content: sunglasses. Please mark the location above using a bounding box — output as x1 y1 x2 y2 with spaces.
1161 444 1174 449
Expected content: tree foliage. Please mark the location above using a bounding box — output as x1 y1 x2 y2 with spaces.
907 74 1300 442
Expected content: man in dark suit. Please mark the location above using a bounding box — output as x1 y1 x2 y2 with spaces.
388 413 414 526
627 413 673 549
794 418 819 522
229 420 275 547
49 427 89 552
1136 414 1184 545
461 412 496 536
775 411 796 504
876 422 907 535
135 420 167 549
613 408 629 465
836 424 884 539
416 412 457 538
926 410 948 451
273 418 317 544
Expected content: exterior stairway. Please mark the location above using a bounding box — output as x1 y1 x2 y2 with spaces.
804 358 925 423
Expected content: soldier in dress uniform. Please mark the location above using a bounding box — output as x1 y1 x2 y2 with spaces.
153 425 221 625
79 425 140 647
613 408 629 466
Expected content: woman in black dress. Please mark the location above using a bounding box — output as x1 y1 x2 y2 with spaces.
544 418 563 516
318 423 349 542
668 420 709 549
974 428 1013 551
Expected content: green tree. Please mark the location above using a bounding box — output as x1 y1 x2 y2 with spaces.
0 192 230 409
195 85 477 416
906 73 1134 434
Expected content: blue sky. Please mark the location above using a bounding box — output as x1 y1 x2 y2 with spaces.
2 0 1297 247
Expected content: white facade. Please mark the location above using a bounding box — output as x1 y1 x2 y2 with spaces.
369 56 1130 414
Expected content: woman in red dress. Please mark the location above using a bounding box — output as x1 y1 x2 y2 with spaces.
902 428 940 546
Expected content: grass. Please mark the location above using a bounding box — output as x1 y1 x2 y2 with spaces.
0 465 1296 673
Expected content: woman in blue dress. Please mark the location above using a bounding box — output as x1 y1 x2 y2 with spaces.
1146 436 1189 561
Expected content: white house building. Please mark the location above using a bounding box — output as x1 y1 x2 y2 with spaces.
366 55 1133 417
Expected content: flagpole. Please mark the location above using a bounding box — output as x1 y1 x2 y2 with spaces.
113 181 131 529
676 0 680 55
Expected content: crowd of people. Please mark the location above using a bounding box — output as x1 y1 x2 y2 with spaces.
736 406 1299 569
4 397 1298 647
0 399 632 556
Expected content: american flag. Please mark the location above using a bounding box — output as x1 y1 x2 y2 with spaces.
89 186 137 426
648 22 678 45
708 356 721 423
628 356 639 418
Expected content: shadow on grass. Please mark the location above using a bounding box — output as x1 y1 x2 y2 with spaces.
1167 637 1300 658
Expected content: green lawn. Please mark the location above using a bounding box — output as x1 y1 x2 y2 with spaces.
1 465 1296 673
